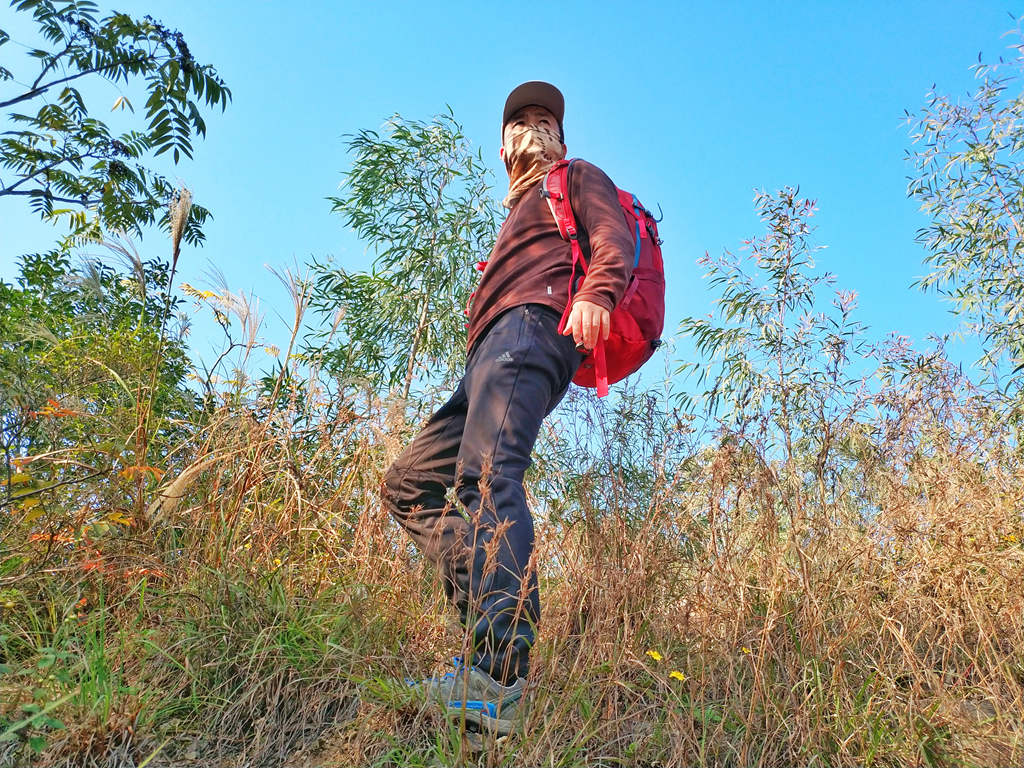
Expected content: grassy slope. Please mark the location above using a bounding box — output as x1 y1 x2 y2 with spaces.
1 376 1022 768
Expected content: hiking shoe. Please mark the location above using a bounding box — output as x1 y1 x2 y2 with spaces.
407 656 467 702
409 657 528 736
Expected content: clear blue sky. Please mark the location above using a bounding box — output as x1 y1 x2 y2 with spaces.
2 1 1020 381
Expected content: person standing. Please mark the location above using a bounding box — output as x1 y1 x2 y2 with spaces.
381 81 634 735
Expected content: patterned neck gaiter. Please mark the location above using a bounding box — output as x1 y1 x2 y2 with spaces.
501 125 565 209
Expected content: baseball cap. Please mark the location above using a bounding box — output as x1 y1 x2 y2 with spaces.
502 81 565 139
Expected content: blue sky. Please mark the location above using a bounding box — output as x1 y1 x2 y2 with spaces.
2 0 1021 384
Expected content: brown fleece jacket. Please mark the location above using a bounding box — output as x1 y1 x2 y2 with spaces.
466 159 634 354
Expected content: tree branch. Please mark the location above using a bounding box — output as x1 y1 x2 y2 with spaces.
1 152 99 195
0 188 99 205
30 39 77 92
0 468 109 510
0 52 157 110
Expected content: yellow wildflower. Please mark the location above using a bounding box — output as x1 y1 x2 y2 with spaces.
273 557 282 567
742 646 752 655
645 650 663 662
669 670 686 681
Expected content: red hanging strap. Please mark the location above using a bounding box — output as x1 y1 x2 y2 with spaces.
543 159 610 397
556 238 586 336
593 337 609 397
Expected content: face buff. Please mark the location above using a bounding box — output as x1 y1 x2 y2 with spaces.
501 125 565 209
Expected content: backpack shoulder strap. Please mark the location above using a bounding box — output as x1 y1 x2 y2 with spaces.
542 159 587 273
542 158 588 331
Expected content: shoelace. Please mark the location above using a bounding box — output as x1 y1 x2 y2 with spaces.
440 656 469 681
407 656 470 687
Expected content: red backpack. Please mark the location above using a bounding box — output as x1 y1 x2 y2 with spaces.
542 158 666 397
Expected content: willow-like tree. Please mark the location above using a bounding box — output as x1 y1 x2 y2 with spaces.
906 26 1024 400
308 111 500 398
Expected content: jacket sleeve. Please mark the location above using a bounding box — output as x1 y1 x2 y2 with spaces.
569 160 634 312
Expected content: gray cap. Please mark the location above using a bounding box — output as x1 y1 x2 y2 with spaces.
502 81 564 138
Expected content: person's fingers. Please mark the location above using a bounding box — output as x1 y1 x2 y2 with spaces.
561 306 578 339
562 303 608 351
586 308 601 349
563 302 613 352
592 308 604 348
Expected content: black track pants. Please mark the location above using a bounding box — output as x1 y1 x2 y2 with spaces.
381 304 582 684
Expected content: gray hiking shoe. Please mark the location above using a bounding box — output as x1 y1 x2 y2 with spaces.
409 657 528 736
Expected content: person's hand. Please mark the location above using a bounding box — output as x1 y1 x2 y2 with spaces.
561 299 610 352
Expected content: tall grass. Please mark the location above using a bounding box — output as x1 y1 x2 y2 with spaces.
1 192 1022 767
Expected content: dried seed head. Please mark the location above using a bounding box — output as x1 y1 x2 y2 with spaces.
170 187 193 261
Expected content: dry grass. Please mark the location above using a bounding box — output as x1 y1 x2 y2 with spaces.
2 359 1021 768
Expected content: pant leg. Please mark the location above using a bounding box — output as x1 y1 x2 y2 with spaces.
381 382 475 614
455 304 582 684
